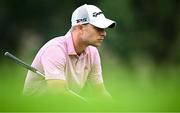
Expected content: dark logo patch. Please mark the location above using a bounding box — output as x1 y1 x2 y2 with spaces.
93 12 103 17
76 18 87 23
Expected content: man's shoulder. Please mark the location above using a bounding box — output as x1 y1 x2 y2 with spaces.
47 35 66 45
42 35 67 49
36 35 67 58
46 31 71 47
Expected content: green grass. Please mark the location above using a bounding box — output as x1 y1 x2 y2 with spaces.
0 56 180 112
102 55 180 112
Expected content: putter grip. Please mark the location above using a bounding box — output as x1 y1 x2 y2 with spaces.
4 52 38 73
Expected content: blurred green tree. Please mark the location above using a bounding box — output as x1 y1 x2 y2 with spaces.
0 0 100 56
100 0 180 64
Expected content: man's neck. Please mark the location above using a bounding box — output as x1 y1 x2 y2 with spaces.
71 31 87 56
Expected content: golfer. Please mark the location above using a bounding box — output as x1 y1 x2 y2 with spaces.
23 4 116 100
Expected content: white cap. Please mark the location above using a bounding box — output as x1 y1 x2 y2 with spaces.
71 4 116 29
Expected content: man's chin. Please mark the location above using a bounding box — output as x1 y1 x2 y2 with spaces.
88 41 102 47
91 43 102 47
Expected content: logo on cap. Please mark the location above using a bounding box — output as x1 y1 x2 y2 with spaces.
76 18 87 23
93 12 103 17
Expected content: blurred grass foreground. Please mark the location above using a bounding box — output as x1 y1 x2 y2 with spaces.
0 53 180 112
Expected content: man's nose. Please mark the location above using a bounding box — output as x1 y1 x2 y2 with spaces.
100 30 106 37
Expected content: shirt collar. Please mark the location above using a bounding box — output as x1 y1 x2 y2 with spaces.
65 31 87 56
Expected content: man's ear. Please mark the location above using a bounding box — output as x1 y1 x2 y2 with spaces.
77 25 83 30
76 25 84 35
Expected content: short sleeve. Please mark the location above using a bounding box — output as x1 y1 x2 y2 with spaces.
41 46 66 80
88 47 103 84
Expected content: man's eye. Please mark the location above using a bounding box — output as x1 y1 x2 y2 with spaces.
97 28 104 32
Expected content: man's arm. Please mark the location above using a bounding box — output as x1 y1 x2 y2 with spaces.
46 79 87 102
46 79 67 95
88 47 112 100
40 46 87 102
90 82 112 100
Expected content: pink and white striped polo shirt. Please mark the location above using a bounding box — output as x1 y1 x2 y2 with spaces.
24 31 103 95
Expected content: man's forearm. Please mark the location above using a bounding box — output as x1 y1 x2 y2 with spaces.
90 83 112 100
46 79 87 102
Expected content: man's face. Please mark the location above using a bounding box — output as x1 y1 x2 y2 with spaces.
81 24 106 47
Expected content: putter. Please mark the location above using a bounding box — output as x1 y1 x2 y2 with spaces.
4 52 45 77
4 52 87 102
